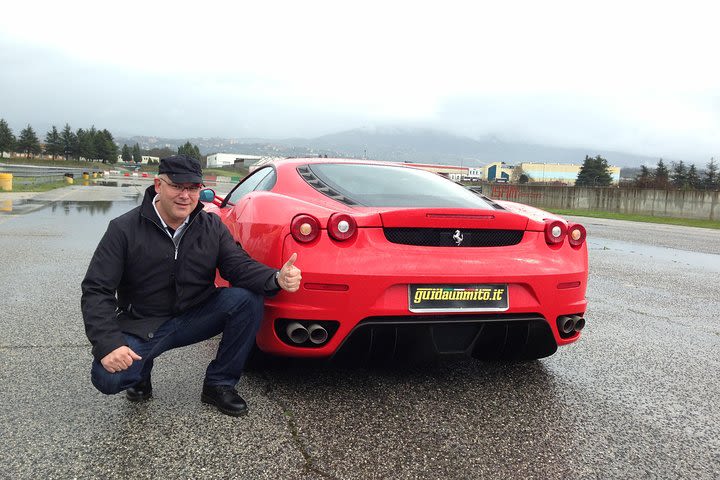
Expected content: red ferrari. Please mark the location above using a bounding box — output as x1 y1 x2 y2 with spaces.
202 158 588 362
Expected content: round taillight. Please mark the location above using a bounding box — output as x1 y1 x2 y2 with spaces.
568 223 587 247
544 220 567 245
327 213 357 241
291 214 320 243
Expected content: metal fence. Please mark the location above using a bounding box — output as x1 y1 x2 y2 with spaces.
0 164 104 185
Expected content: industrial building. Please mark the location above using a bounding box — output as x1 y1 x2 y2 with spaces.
481 161 620 185
482 162 514 182
400 162 469 181
518 162 621 185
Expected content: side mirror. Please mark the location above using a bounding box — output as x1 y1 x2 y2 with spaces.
199 188 216 203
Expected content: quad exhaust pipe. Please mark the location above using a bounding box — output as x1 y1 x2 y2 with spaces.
307 323 329 344
286 322 309 344
285 322 329 345
557 315 585 335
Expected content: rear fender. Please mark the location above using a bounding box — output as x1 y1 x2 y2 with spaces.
227 192 381 267
494 201 567 231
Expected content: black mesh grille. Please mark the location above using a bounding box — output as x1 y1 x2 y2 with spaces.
384 228 523 247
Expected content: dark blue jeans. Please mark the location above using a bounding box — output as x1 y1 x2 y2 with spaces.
91 288 263 395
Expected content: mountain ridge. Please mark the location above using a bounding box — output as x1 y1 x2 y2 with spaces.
116 127 663 168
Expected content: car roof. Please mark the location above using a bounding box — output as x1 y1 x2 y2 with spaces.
271 157 415 170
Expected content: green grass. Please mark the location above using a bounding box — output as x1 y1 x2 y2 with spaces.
3 180 71 192
548 209 720 230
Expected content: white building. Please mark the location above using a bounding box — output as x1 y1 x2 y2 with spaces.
248 157 284 172
207 153 263 168
401 162 468 181
466 167 483 180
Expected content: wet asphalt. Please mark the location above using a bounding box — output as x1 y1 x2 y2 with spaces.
0 183 718 479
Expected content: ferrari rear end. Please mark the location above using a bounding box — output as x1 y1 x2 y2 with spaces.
254 161 588 361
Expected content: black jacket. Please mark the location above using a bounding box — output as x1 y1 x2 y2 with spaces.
81 186 278 361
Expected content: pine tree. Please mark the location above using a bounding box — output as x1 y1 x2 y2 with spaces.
121 144 131 162
703 158 718 190
687 164 701 190
653 159 670 189
575 155 613 187
634 165 652 188
178 141 202 161
61 123 77 160
0 119 16 158
44 126 63 159
671 161 688 189
96 129 118 163
132 143 142 163
77 127 97 161
88 126 99 161
17 124 41 158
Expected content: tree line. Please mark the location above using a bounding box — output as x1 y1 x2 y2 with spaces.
0 118 204 166
510 154 718 191
576 155 718 190
0 119 118 163
633 158 718 190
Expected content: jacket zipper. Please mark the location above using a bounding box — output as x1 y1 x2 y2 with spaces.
141 211 200 314
141 211 201 259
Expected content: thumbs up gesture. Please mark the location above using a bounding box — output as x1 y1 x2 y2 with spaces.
277 252 301 292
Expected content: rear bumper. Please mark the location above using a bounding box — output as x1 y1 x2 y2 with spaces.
332 315 558 362
255 230 587 358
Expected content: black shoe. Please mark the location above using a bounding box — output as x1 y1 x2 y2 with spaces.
201 384 248 417
126 377 152 402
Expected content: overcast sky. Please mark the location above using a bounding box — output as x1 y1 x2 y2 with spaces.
1 0 718 163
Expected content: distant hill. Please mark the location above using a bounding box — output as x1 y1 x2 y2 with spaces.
117 127 661 168
298 127 660 167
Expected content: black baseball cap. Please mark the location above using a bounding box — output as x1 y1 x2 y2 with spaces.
158 155 203 184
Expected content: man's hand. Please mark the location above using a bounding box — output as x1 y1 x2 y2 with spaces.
100 346 142 373
277 252 302 292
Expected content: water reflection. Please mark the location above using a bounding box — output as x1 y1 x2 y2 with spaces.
0 200 139 248
93 180 144 188
50 201 115 216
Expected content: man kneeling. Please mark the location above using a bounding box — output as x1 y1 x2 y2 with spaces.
81 155 300 416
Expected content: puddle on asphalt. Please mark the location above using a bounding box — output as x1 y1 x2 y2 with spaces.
0 200 142 250
588 237 720 272
1 197 140 215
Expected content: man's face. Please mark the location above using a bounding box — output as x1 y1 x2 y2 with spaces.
154 175 201 225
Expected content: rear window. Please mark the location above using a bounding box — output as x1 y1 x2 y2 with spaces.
306 163 493 208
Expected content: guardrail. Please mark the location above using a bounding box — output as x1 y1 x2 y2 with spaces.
0 164 105 186
0 164 104 175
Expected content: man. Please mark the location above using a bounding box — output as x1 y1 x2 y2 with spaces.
81 155 301 417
